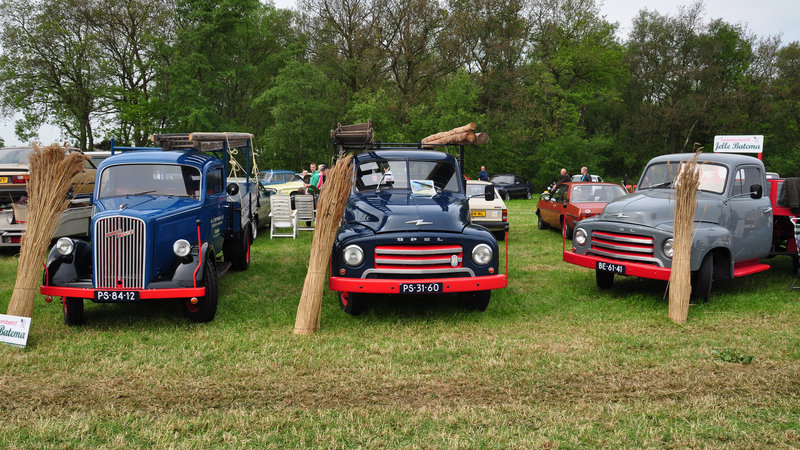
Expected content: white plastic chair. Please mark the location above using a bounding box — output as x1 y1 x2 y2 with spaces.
269 195 297 239
295 195 316 231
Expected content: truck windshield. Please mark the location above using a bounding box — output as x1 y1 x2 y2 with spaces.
356 159 460 193
98 164 202 200
638 162 728 194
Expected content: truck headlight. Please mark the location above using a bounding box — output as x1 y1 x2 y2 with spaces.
343 244 364 266
472 244 492 265
574 228 587 246
173 239 192 257
663 238 674 258
55 237 75 256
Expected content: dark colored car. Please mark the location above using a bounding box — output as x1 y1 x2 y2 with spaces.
536 182 627 238
490 174 535 201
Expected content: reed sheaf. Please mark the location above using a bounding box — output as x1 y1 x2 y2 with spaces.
668 152 701 323
294 152 354 335
7 144 87 318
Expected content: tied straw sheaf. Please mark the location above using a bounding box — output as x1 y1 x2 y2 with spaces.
7 144 87 318
295 152 354 335
668 151 701 323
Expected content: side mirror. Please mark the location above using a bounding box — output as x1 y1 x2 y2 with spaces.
226 183 239 196
541 193 551 201
484 185 495 201
750 184 763 199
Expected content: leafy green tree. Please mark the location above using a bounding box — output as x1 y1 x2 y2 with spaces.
258 60 343 169
0 0 108 150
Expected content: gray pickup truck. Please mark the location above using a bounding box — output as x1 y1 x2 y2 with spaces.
564 152 774 301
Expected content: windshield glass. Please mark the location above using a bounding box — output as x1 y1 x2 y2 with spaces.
466 184 490 196
638 162 728 194
355 159 460 193
570 184 627 203
0 148 34 164
258 172 274 184
98 164 202 200
490 175 513 184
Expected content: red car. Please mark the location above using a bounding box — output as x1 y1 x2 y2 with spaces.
536 182 627 238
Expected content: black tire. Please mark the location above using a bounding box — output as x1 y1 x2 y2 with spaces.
225 225 251 271
525 190 532 200
691 253 713 303
462 290 491 311
251 217 259 240
339 292 365 316
537 212 548 230
563 220 573 239
63 297 84 326
493 230 506 241
596 270 614 289
183 256 218 322
503 191 511 202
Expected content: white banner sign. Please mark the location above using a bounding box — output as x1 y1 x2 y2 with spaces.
0 313 31 348
713 135 764 153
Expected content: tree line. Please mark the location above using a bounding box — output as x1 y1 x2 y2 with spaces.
1 0 798 188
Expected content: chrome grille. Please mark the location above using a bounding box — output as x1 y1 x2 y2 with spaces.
365 245 474 279
589 230 658 264
94 216 146 288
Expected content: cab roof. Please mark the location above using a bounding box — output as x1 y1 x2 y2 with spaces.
97 150 221 171
355 150 456 163
649 152 764 168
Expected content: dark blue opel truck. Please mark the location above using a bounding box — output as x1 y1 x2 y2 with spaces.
40 132 256 325
329 143 508 315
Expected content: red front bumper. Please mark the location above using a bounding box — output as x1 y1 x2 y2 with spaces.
39 285 206 300
329 274 508 294
563 250 671 281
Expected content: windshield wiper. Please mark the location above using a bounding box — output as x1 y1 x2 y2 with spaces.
126 190 157 197
375 171 388 194
647 181 672 189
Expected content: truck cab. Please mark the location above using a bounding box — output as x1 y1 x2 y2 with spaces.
41 133 255 325
564 152 772 301
329 148 508 315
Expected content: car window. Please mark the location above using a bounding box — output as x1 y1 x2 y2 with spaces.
731 166 762 196
491 175 514 184
0 148 33 164
206 168 223 195
516 176 527 184
571 185 627 203
552 184 568 202
639 162 728 194
98 164 201 199
466 184 486 196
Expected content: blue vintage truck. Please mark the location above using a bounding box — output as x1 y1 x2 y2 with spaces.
329 143 508 315
40 132 256 325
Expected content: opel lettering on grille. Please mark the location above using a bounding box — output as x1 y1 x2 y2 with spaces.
105 229 134 238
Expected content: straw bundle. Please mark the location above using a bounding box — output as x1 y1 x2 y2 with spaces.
668 152 701 323
294 152 354 335
7 144 87 318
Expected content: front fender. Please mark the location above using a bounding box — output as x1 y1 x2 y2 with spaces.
171 242 214 287
43 239 92 285
690 223 732 274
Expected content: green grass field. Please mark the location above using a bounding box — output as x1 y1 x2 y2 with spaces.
1 199 799 447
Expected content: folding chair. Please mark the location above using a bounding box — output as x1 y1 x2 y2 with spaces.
269 195 297 239
295 195 316 231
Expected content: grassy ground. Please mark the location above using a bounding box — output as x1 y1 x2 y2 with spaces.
1 199 799 447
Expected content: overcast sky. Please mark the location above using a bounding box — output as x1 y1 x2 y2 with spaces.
3 0 798 146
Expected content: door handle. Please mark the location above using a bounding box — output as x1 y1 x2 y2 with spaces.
763 207 772 213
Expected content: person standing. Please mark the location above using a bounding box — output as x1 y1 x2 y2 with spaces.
557 168 570 184
580 166 592 182
307 164 320 192
478 166 489 181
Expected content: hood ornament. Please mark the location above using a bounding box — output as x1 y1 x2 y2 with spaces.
406 219 432 226
613 213 629 219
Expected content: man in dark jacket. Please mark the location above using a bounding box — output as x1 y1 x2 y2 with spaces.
580 166 592 182
557 168 570 184
478 166 489 181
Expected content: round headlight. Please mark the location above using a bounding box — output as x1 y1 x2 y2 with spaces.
663 238 674 258
472 243 493 266
173 239 192 257
4 214 12 224
55 237 75 256
343 244 364 266
574 228 587 246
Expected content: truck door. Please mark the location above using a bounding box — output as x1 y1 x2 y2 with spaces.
728 165 772 262
204 166 226 251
